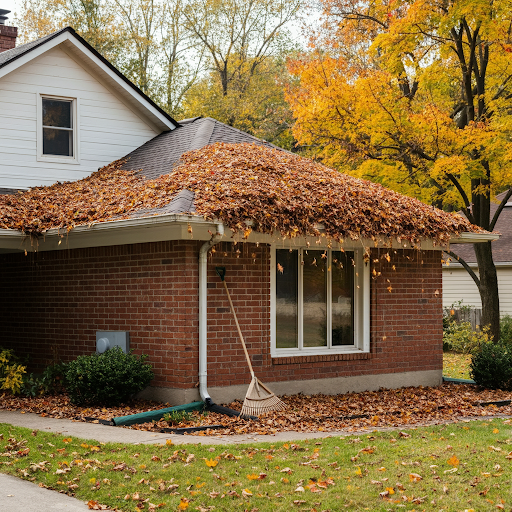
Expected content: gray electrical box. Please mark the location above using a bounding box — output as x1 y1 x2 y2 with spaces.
96 331 130 354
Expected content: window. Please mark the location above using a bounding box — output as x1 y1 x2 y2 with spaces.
272 248 369 355
37 94 79 163
42 98 73 156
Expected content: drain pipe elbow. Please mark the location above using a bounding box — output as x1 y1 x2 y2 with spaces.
199 223 224 405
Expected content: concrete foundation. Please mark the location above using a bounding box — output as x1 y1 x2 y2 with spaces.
137 369 443 405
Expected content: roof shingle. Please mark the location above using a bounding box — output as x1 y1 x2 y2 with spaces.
122 117 276 180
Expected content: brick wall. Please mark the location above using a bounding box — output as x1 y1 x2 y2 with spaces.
0 25 17 52
0 242 443 392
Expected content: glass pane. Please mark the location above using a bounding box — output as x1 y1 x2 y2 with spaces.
332 251 354 345
276 249 298 348
303 250 327 347
42 99 72 128
43 127 73 156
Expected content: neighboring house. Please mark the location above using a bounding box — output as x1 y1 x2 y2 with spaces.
443 191 512 317
0 23 497 405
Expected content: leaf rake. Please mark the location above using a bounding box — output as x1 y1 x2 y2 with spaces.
216 267 286 417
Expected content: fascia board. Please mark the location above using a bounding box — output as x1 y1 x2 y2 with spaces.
0 31 176 132
443 261 512 269
0 216 491 253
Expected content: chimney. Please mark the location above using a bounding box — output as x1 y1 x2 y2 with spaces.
0 9 17 53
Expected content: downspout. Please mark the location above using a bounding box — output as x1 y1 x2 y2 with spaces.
199 222 224 406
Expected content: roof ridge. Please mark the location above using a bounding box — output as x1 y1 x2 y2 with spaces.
189 118 216 150
201 117 279 149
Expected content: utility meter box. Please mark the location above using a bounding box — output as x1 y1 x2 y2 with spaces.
96 331 130 354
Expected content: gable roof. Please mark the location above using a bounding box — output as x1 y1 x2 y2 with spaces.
122 117 277 179
448 191 512 264
0 27 178 133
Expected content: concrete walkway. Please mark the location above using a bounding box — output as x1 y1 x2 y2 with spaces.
0 409 345 511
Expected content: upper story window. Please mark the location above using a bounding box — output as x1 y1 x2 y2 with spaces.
37 93 79 164
271 247 370 356
42 98 73 156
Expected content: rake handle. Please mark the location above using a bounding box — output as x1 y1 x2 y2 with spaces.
221 279 255 376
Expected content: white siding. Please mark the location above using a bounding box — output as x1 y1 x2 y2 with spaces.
0 46 159 189
443 265 512 316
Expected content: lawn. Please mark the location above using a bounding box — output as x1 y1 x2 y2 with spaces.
443 352 472 380
1 418 512 511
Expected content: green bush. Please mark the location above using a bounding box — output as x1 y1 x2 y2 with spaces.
21 362 69 397
66 348 153 406
470 342 512 390
0 348 26 394
500 315 512 347
443 321 491 354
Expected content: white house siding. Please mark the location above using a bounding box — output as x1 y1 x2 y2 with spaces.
443 264 512 316
0 45 159 189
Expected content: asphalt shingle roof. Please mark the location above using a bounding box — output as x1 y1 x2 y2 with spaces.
122 117 277 180
0 30 58 68
450 191 512 263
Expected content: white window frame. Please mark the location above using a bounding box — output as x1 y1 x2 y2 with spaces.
270 246 370 357
37 92 80 164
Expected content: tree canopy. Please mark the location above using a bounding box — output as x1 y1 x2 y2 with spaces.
16 0 298 142
287 0 512 339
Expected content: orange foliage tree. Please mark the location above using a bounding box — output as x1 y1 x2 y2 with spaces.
287 0 512 340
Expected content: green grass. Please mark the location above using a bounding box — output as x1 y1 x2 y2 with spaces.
443 351 472 380
2 419 512 510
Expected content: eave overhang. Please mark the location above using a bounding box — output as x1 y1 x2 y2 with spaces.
449 232 500 244
0 215 496 254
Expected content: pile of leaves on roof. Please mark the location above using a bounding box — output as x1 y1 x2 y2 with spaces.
0 143 482 244
1 383 512 436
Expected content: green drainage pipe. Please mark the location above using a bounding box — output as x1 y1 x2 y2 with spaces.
112 401 205 427
443 376 476 384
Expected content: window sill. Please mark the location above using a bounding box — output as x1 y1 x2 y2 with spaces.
272 352 371 365
37 155 80 165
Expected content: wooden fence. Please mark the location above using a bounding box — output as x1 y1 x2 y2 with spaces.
444 308 482 331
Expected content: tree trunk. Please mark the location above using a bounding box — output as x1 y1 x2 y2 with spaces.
474 240 500 341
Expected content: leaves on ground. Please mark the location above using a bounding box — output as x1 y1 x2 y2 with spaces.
2 382 512 436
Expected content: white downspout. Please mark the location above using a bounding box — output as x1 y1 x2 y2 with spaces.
199 223 224 404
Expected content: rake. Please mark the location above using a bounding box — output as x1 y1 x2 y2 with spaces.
216 267 286 417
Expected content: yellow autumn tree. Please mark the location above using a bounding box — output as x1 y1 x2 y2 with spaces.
287 0 512 339
182 55 295 148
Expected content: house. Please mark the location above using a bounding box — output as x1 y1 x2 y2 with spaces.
0 22 497 405
443 191 512 317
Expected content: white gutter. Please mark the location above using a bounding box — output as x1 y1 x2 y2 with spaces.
198 222 225 404
449 232 500 244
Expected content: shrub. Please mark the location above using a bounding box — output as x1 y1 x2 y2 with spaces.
500 315 512 347
66 347 153 406
0 348 26 394
442 321 491 354
21 362 69 397
470 342 512 390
